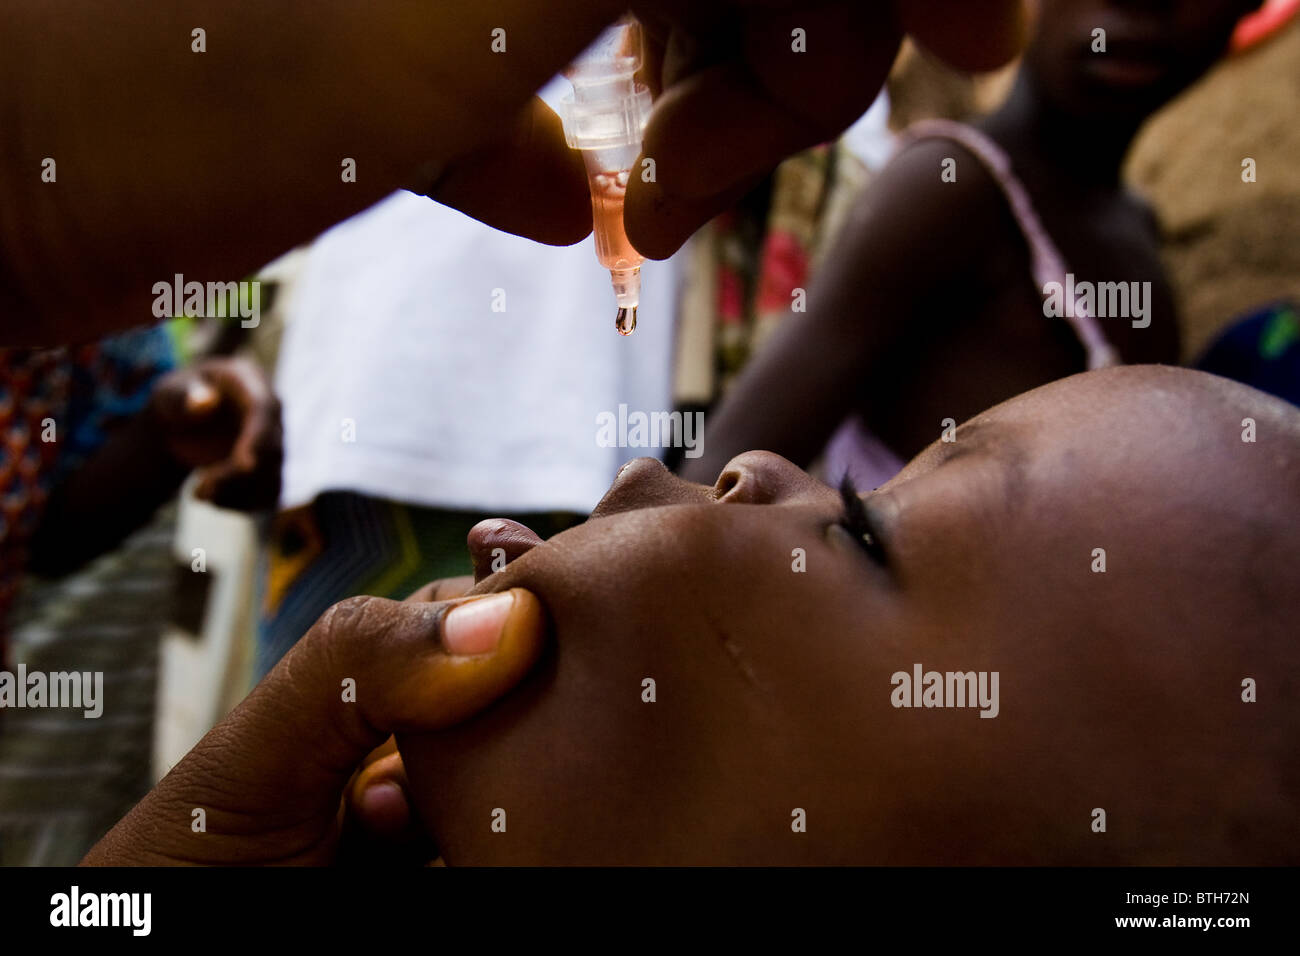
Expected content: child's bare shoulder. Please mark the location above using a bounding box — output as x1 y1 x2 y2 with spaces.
846 136 1020 273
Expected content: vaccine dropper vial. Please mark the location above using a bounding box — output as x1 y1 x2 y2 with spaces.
558 17 652 335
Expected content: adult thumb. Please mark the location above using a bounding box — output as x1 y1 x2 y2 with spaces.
82 588 546 865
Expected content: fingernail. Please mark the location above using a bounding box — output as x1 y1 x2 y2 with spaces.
443 592 516 655
358 781 409 833
185 379 219 413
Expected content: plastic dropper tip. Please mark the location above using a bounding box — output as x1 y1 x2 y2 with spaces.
611 268 640 335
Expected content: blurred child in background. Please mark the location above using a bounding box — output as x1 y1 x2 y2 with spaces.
682 0 1263 488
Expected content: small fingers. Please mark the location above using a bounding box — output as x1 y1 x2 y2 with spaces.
349 751 412 840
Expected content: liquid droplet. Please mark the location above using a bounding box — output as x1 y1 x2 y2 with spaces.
615 306 637 335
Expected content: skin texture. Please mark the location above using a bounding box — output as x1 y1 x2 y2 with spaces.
680 0 1260 483
400 366 1300 865
83 585 547 865
1021 0 1261 124
0 0 1025 345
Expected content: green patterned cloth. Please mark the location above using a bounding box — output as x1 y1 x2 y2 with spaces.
256 493 578 682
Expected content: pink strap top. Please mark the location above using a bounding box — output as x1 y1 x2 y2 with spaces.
821 119 1124 491
900 119 1121 370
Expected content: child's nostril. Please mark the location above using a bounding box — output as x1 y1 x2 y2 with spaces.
715 471 740 499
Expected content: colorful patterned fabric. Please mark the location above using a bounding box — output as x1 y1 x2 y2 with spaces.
0 325 175 663
1196 300 1300 407
674 144 859 407
256 493 578 681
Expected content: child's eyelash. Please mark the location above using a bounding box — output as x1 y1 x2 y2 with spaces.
838 476 888 565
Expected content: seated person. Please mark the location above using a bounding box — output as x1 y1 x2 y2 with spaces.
86 365 1299 865
681 0 1263 490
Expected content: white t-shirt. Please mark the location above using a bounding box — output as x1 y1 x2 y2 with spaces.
841 91 894 172
275 189 679 513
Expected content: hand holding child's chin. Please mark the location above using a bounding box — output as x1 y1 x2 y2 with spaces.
83 585 546 866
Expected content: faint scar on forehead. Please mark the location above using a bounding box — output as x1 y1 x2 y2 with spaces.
938 421 1028 516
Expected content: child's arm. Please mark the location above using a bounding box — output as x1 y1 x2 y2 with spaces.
679 137 1003 483
28 356 281 576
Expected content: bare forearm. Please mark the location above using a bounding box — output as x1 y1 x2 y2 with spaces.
680 302 868 482
0 1 614 345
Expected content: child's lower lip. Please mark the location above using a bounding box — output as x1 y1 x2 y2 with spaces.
468 518 543 583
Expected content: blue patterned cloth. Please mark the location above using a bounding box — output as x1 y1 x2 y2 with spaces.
1196 301 1300 408
0 323 175 655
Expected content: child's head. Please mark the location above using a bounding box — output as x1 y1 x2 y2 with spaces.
400 366 1300 864
1024 0 1262 120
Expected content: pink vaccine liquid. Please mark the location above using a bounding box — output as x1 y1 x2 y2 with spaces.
591 169 643 334
589 169 642 272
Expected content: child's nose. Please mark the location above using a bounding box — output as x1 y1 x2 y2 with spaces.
589 457 715 518
713 451 817 506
